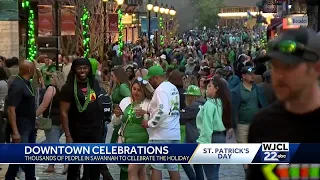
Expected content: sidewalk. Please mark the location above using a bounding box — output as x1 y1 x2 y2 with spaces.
0 130 45 179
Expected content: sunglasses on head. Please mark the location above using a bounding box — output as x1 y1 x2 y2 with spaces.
268 40 319 62
137 77 148 85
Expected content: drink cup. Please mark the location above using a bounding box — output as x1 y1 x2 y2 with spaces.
134 105 143 118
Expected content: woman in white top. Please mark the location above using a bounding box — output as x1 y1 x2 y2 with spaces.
112 77 154 180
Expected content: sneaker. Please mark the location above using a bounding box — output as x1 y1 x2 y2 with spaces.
16 171 25 179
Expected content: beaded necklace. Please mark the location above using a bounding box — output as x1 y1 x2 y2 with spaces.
74 76 91 113
17 75 34 96
127 104 134 124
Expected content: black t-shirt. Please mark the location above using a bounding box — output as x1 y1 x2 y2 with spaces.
60 79 104 134
7 77 36 130
247 102 320 180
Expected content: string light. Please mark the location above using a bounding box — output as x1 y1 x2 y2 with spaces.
117 9 124 56
81 7 90 57
159 16 164 45
160 35 164 46
22 0 36 61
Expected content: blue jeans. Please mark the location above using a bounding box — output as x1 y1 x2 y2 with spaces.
193 132 226 180
5 126 36 180
182 164 205 180
42 125 63 143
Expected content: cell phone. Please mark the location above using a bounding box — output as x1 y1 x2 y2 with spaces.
113 104 123 115
113 104 121 111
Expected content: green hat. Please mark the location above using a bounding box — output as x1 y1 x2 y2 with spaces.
143 65 165 80
184 85 202 96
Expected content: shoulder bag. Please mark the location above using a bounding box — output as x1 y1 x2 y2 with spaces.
38 88 54 130
117 116 130 144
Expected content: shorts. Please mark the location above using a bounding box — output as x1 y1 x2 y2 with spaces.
236 124 250 143
149 140 180 172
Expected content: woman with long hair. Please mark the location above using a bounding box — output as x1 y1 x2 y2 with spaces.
195 77 232 180
112 78 154 180
36 72 67 173
109 66 131 180
32 61 46 108
110 66 131 107
110 66 131 142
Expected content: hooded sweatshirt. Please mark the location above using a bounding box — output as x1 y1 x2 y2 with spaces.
180 98 206 143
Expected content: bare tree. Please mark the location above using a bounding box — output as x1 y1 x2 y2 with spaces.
61 0 110 57
85 0 103 57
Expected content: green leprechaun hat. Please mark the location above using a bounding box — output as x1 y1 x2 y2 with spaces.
184 85 202 96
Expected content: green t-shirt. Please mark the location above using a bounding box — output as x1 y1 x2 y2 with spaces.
238 84 260 124
228 50 235 65
41 65 56 86
122 103 149 143
111 83 131 104
179 58 186 69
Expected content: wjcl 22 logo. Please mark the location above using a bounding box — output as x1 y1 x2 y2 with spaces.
261 143 290 163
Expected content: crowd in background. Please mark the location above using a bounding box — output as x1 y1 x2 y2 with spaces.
0 26 276 180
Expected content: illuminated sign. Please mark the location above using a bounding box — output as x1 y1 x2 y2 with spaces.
287 15 308 26
283 15 308 29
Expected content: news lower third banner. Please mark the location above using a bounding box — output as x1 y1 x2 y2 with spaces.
0 143 317 164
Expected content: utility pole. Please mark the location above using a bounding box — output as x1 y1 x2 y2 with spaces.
25 5 29 59
54 0 59 70
103 1 107 60
148 10 151 52
285 0 289 15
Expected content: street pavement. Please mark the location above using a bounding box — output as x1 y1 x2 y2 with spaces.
0 125 245 180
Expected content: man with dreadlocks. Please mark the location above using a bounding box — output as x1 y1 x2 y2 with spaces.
60 58 106 180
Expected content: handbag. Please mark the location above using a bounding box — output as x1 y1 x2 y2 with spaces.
117 117 129 144
38 88 54 130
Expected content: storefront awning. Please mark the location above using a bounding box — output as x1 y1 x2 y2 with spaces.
267 18 283 30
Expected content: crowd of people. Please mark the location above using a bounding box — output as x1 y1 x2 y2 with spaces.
0 26 320 180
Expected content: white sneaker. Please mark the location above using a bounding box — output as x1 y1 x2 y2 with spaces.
16 171 25 179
